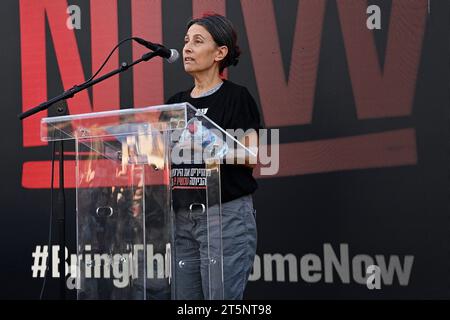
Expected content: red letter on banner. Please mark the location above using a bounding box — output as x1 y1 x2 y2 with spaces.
20 0 120 147
337 0 427 119
131 0 163 111
193 0 225 17
241 0 326 127
20 0 90 147
91 0 120 111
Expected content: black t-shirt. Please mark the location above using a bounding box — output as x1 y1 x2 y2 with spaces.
166 79 262 207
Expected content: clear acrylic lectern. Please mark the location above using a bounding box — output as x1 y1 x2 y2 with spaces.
41 103 252 300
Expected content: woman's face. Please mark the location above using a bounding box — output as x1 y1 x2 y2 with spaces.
183 24 227 75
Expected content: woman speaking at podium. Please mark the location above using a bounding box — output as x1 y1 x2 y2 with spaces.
166 13 262 300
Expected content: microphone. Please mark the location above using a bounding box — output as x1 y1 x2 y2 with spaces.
133 37 179 63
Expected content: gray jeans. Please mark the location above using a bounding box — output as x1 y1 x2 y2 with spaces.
174 194 257 300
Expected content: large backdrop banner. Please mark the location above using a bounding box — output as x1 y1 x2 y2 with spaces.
0 0 448 299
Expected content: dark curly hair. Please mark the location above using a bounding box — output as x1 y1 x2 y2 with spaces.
187 13 241 74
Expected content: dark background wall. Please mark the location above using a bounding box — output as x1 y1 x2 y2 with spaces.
0 0 449 299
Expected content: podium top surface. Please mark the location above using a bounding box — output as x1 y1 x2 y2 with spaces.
40 102 255 156
41 103 189 141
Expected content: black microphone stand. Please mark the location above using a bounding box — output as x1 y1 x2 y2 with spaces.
19 49 162 300
19 50 160 120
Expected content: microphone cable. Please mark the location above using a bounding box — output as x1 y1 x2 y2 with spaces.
82 36 163 86
83 37 135 85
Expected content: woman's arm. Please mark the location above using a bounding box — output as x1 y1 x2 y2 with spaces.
224 130 259 169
